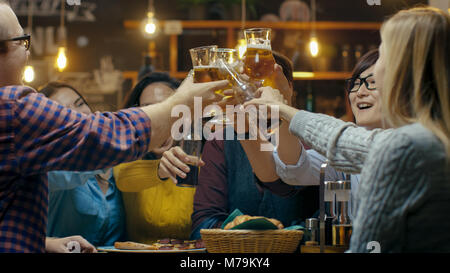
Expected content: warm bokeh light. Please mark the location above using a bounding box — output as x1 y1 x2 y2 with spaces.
309 37 319 58
56 47 67 72
236 38 247 59
23 65 35 83
293 72 315 78
145 21 156 34
142 12 158 38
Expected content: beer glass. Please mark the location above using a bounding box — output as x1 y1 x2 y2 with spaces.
190 45 219 83
216 58 257 103
212 48 239 98
202 48 240 125
189 45 223 126
243 28 276 87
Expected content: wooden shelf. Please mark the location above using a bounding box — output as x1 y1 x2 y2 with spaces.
124 20 380 78
124 20 381 30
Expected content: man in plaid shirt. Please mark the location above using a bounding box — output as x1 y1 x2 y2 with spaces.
0 2 228 253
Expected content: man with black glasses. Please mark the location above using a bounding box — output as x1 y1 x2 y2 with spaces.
0 1 228 253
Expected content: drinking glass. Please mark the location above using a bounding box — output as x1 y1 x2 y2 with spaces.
176 135 203 188
243 28 276 88
190 45 219 83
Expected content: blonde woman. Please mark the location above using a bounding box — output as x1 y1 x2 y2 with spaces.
246 7 450 252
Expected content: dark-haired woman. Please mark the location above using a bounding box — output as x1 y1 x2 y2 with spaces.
245 50 389 220
40 82 126 249
113 72 197 244
271 50 386 205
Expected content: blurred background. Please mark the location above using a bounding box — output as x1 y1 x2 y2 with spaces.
13 0 446 119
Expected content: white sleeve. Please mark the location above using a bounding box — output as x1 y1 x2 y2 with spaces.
273 141 344 186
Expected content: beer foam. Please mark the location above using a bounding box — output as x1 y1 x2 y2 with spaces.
194 65 219 69
246 44 272 50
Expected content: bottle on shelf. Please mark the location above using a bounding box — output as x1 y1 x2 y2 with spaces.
138 54 154 81
341 44 351 72
354 44 364 63
305 82 315 112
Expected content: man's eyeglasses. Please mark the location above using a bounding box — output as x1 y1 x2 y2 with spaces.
345 73 377 93
0 34 31 51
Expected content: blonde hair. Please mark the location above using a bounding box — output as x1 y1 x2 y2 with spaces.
380 7 450 159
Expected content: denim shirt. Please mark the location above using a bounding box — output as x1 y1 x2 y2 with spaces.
47 170 126 246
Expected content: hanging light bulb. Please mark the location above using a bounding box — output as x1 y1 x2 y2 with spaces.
142 0 158 38
309 36 319 58
56 47 67 72
308 0 319 58
236 0 247 60
23 65 35 83
24 1 35 83
55 0 68 72
144 12 157 35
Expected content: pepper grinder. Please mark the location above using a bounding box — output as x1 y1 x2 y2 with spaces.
320 161 338 252
324 180 337 246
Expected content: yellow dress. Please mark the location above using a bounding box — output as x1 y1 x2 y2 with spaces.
114 160 195 244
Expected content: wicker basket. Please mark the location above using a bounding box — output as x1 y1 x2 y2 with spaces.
200 229 304 253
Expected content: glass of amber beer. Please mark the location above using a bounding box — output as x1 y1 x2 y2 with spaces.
189 45 220 83
210 48 242 125
190 45 229 126
212 48 239 96
243 28 276 87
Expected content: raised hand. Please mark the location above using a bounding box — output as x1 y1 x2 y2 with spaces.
173 71 230 108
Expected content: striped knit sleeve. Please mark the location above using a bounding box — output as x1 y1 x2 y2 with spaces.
289 110 392 174
349 131 428 252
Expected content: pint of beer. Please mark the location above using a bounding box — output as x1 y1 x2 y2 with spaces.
193 66 221 83
244 44 276 80
189 45 219 83
212 48 240 98
243 28 276 87
213 48 240 70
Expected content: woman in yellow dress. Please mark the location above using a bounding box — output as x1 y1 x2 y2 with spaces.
114 72 200 243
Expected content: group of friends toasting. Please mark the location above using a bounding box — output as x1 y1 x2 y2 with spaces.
0 0 449 253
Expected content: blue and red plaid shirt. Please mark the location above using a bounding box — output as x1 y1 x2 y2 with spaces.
0 85 152 253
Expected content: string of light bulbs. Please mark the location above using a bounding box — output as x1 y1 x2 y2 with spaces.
236 0 247 60
309 0 319 58
56 0 68 72
143 0 158 38
23 0 35 83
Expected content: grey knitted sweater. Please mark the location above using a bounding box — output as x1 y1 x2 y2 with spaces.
289 110 450 252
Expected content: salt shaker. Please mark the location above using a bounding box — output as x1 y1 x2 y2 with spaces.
305 218 319 244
